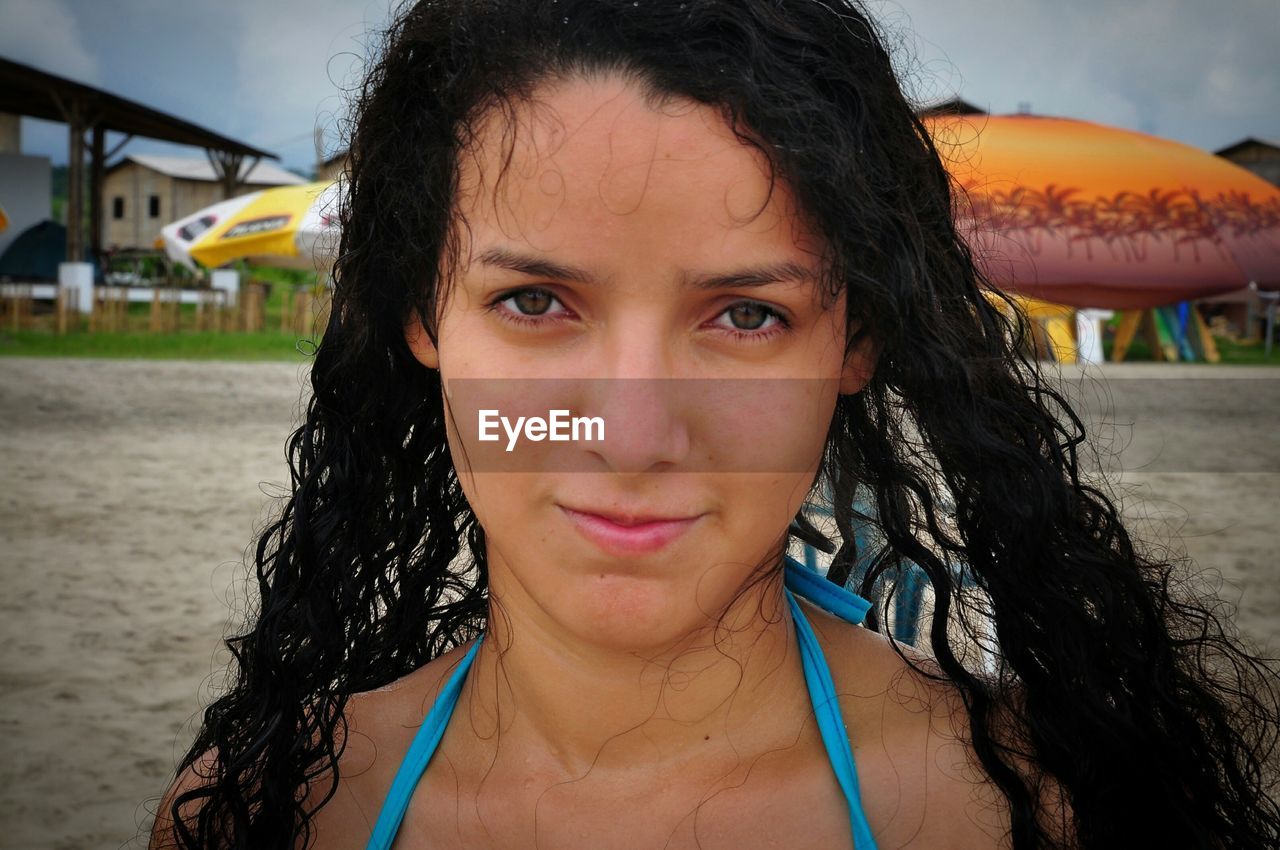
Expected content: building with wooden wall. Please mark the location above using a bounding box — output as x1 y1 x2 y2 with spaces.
101 154 305 251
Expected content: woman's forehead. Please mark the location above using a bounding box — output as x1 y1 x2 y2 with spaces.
453 75 826 276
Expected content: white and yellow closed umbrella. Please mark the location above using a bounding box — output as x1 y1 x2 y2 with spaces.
161 180 342 270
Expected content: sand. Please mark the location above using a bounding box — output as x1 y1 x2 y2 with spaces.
0 357 1276 849
0 359 306 850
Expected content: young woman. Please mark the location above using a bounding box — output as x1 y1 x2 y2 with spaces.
150 0 1280 847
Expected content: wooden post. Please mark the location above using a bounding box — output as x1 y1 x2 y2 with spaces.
221 301 235 333
100 286 110 332
0 284 27 331
316 287 331 339
242 281 265 332
1136 309 1166 361
1244 297 1261 343
170 288 179 332
200 289 215 332
207 149 251 200
3 285 12 330
297 289 312 336
95 287 105 332
1189 305 1221 364
56 288 67 334
1110 310 1141 362
149 287 161 332
66 104 85 262
90 124 104 263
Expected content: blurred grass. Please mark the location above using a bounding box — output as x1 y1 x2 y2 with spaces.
0 329 312 360
2 284 1276 364
0 264 323 361
1100 313 1279 366
1196 336 1280 366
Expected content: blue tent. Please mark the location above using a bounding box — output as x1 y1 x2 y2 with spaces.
0 219 102 282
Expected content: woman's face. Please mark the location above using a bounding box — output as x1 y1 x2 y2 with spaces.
406 74 877 651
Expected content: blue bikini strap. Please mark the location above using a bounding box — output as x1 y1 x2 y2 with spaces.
782 555 879 849
366 558 875 850
782 554 872 626
365 634 485 850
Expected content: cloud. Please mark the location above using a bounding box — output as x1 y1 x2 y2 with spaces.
6 0 1278 168
881 0 1280 150
1 0 101 165
0 0 99 81
1 0 391 170
227 0 391 169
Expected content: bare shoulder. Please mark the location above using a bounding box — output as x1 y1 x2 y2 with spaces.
150 642 479 850
802 603 1014 849
302 640 480 849
149 748 221 850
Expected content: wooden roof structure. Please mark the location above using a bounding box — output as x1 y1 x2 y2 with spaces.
0 56 280 262
1214 137 1280 160
917 97 988 117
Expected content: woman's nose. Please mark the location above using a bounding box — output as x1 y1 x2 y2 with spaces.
581 322 693 473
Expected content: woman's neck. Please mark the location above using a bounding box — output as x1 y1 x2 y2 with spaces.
457 567 810 781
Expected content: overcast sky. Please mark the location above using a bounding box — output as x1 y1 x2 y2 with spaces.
3 0 1277 174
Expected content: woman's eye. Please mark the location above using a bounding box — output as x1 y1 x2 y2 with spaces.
723 302 774 330
488 288 571 326
710 301 792 341
506 288 560 316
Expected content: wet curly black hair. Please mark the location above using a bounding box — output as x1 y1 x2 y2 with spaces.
150 0 1280 847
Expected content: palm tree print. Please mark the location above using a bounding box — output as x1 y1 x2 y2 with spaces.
955 183 1279 268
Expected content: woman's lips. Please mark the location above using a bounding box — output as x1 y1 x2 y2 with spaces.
558 505 702 555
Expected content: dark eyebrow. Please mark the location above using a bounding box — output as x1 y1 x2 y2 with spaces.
475 247 603 286
682 260 818 291
473 246 817 291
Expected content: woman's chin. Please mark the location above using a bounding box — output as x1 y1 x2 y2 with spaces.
558 576 719 652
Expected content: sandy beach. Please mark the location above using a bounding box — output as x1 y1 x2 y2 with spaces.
1 357 1277 849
